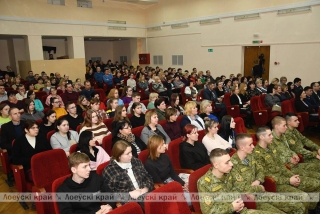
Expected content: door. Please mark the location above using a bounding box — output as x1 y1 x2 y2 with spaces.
244 46 270 80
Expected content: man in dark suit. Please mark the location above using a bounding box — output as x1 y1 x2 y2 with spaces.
311 82 320 105
252 60 263 78
0 107 25 157
304 86 319 111
203 82 226 120
293 77 303 96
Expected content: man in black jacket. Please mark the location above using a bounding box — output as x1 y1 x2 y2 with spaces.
57 153 114 214
0 107 25 157
203 82 226 120
311 82 320 105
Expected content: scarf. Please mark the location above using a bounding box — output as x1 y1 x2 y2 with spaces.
117 133 141 155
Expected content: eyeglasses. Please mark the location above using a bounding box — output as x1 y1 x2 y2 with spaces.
123 125 132 129
54 101 61 104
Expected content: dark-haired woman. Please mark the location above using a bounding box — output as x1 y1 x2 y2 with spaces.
21 99 44 121
77 130 110 170
179 124 210 171
111 105 130 130
112 121 146 158
27 90 44 112
129 102 145 128
39 110 56 136
218 115 236 149
169 93 184 116
12 120 51 182
50 117 79 156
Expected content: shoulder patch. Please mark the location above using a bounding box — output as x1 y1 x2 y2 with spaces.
273 149 277 154
204 196 212 205
290 139 295 144
212 185 222 192
255 150 260 153
205 177 210 182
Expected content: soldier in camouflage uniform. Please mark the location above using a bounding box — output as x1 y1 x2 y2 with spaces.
284 113 320 164
253 126 320 211
230 133 305 214
270 116 320 178
197 148 278 214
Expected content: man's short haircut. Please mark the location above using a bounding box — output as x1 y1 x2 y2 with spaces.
285 112 298 121
209 148 228 163
68 152 90 169
311 82 318 88
304 86 312 91
294 78 301 84
271 116 286 128
132 92 141 98
104 68 110 71
84 80 91 85
256 126 271 139
235 133 252 149
9 107 19 115
23 120 38 133
65 101 75 110
65 83 72 88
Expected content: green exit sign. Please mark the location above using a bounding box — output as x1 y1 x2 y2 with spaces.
252 40 260 44
208 49 213 52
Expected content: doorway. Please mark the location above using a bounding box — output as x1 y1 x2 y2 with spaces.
243 46 270 80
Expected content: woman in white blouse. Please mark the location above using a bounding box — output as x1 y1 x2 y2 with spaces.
202 118 231 155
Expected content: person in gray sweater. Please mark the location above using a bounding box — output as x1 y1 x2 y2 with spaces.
264 84 282 107
50 117 79 156
140 110 171 145
21 99 44 121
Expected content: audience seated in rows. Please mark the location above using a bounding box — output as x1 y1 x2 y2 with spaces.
130 102 146 128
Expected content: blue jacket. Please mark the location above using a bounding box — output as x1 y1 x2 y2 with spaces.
103 74 113 86
94 72 104 83
203 88 218 103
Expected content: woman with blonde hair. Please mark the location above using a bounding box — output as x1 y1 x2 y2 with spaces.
76 95 90 116
180 101 205 130
271 78 279 85
80 109 111 144
137 74 150 95
147 92 159 109
199 100 219 122
202 118 231 155
107 88 124 106
57 78 66 93
140 110 171 145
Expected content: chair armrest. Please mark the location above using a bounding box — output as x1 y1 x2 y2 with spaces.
252 110 268 126
263 176 276 192
226 105 240 118
174 168 194 174
11 164 27 192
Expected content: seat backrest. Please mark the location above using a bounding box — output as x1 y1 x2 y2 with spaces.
138 149 149 164
140 99 149 107
167 138 182 169
144 181 191 214
41 95 49 107
96 161 110 176
0 149 10 174
103 118 114 131
281 100 294 116
32 149 70 214
47 130 56 141
69 144 78 154
158 120 166 127
260 94 267 109
132 126 144 138
189 164 211 212
52 174 71 214
250 96 261 111
35 91 47 100
198 129 206 142
223 92 231 106
234 117 247 133
109 202 144 214
101 134 113 156
290 98 297 112
76 125 82 133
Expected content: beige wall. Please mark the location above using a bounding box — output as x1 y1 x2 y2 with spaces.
42 39 67 59
84 41 114 63
0 40 10 71
113 40 131 64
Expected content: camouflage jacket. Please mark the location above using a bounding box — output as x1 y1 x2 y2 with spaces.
269 131 297 165
229 153 265 193
197 168 247 214
284 128 319 160
252 144 293 185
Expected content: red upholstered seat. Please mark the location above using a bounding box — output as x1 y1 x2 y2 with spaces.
188 164 211 212
102 134 113 156
69 144 78 154
0 149 12 187
144 181 192 214
47 130 55 141
167 138 183 169
52 174 71 214
132 126 144 138
32 149 70 214
109 202 144 214
103 118 114 131
138 149 149 164
198 129 206 142
96 161 110 176
180 86 192 105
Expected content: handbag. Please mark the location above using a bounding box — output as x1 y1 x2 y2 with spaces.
272 105 282 112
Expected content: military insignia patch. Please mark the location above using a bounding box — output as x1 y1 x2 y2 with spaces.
204 196 212 205
205 177 210 182
235 174 243 182
255 150 260 153
212 185 222 192
290 140 295 144
273 149 276 154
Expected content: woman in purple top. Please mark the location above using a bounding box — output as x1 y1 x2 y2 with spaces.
121 86 133 104
163 108 182 141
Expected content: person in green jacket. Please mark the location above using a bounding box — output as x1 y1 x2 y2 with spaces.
197 148 276 214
